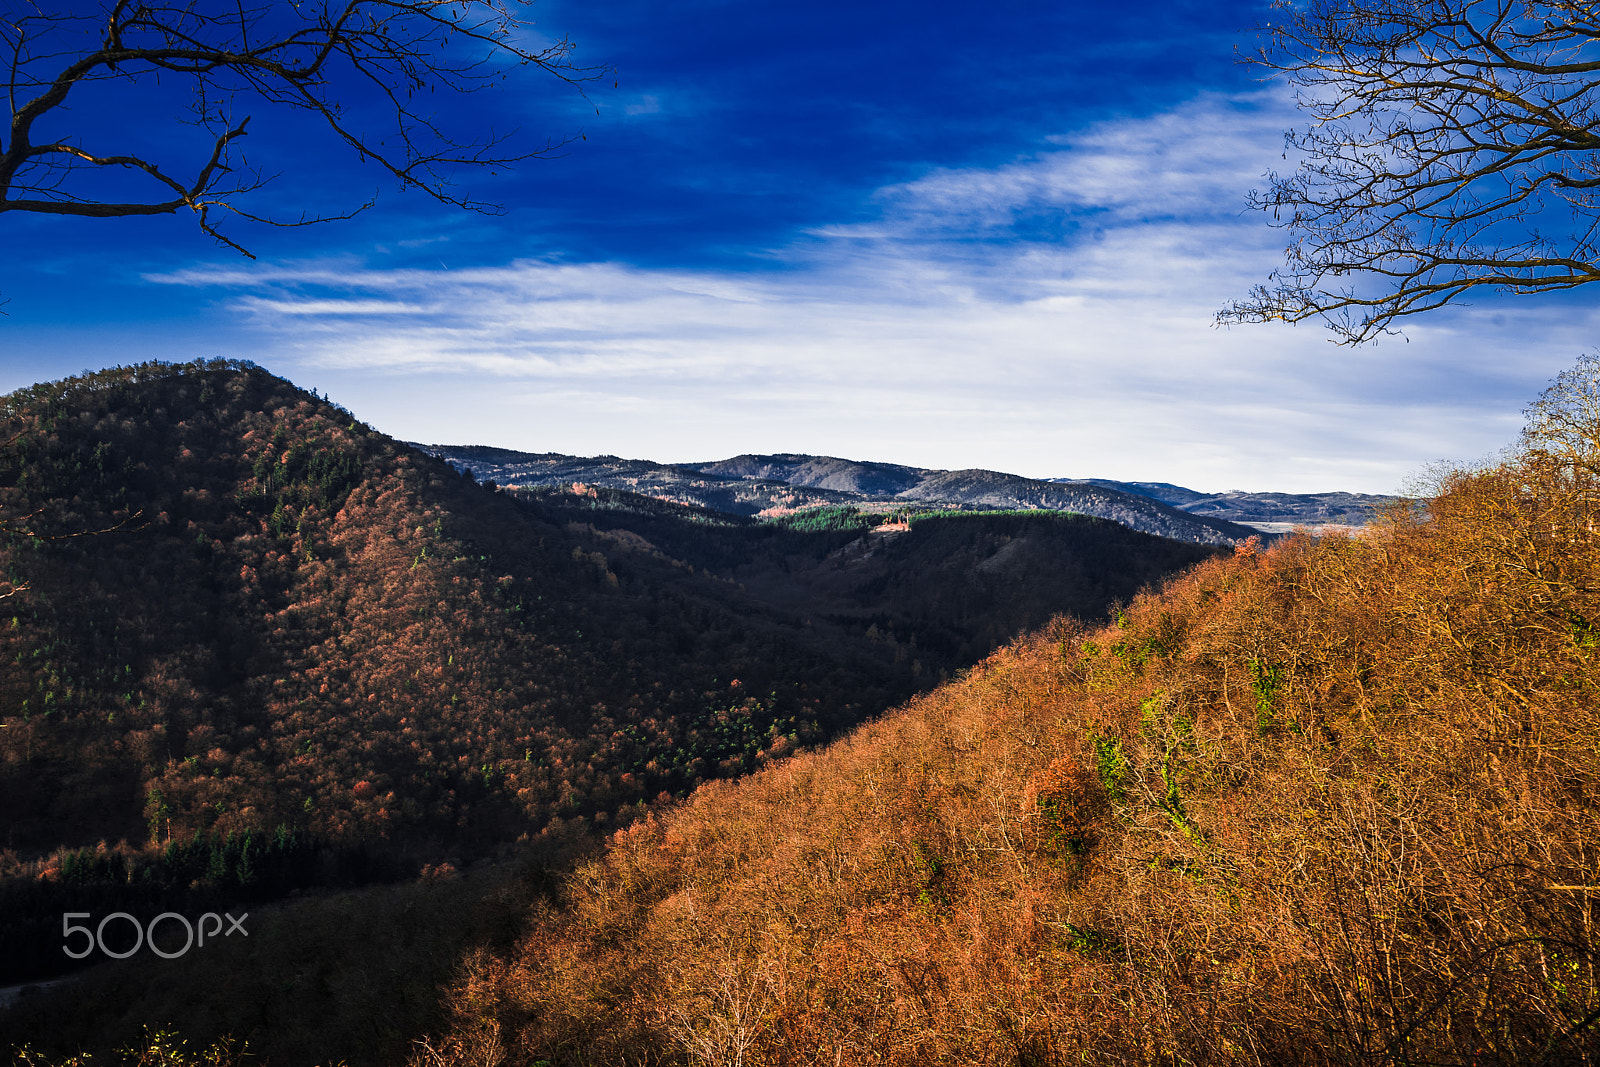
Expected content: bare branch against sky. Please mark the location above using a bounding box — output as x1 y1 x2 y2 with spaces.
0 0 606 256
1221 0 1600 344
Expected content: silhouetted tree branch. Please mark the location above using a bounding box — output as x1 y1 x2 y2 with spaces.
0 0 605 257
1219 0 1600 344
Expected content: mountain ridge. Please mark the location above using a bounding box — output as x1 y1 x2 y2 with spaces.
693 453 1400 524
1055 476 1399 524
414 446 1280 546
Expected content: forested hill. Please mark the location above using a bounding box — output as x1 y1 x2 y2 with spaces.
0 360 1227 1057
0 362 1217 901
417 446 1262 545
375 383 1600 1067
514 488 1220 673
0 361 916 866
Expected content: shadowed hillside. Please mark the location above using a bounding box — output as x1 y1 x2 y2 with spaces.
516 488 1220 670
0 362 916 858
0 361 926 989
693 453 925 495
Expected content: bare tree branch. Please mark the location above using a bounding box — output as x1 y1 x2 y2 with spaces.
0 0 607 257
1218 0 1600 344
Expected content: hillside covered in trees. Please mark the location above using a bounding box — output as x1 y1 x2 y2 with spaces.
20 355 1578 1067
517 489 1220 673
1056 478 1397 525
229 362 1599 1066
0 360 1219 995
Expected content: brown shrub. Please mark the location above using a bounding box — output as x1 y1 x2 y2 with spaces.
1020 755 1104 860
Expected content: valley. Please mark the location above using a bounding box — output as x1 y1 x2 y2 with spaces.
5 358 1586 1067
0 361 1216 1040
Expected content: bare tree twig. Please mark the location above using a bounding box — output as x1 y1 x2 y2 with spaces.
0 0 607 257
1219 0 1600 344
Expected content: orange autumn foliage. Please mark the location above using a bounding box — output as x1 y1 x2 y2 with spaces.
415 376 1600 1065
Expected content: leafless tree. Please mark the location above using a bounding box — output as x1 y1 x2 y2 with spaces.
1522 350 1600 471
0 0 605 256
1219 0 1600 344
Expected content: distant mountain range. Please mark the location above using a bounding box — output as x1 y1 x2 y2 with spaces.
1054 478 1399 525
415 447 1401 547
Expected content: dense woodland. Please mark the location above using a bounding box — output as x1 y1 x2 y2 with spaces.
16 358 1597 1065
16 356 1591 1066
517 489 1220 671
0 360 1215 993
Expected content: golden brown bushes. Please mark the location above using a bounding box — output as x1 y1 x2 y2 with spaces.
416 402 1600 1064
1021 755 1106 861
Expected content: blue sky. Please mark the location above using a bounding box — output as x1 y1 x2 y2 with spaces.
3 0 1594 494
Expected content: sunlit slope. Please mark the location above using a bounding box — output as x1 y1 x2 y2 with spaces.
419 434 1600 1065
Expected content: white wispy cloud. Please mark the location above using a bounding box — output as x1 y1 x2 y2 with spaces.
146 92 1592 494
872 93 1288 232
